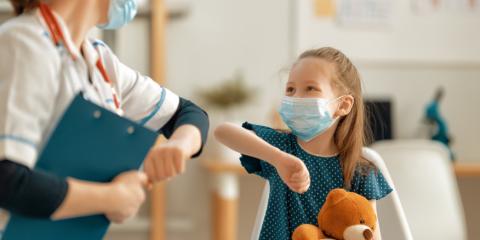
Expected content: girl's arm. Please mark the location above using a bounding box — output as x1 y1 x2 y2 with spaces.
214 122 310 193
370 200 382 240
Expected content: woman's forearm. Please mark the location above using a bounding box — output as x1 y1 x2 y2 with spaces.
159 98 209 158
51 178 114 220
1 161 115 220
165 124 202 157
0 160 68 218
214 122 284 165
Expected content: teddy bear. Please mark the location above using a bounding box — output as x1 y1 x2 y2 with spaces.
292 188 377 240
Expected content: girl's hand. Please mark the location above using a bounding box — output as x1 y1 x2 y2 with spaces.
271 151 311 193
143 139 190 182
106 171 148 223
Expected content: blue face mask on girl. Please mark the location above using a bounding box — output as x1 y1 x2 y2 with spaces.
98 0 137 30
279 96 342 142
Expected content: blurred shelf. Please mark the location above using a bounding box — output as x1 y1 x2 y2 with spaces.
454 163 480 177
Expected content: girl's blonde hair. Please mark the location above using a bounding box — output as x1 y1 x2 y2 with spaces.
9 0 40 16
298 47 372 189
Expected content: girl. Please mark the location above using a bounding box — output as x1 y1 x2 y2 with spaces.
0 0 208 222
215 47 392 240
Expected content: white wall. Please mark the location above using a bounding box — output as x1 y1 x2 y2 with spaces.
295 0 480 63
294 0 480 163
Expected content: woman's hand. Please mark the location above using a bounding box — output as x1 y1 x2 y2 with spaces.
143 124 201 183
143 139 190 182
271 151 311 194
106 171 148 223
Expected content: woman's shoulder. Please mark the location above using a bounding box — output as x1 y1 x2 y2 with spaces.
0 12 60 65
1 12 50 44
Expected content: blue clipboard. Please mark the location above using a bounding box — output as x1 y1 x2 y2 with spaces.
2 93 158 240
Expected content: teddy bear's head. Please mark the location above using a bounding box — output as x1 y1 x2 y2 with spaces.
318 188 377 240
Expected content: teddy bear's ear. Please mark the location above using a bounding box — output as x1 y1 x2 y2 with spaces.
325 188 348 206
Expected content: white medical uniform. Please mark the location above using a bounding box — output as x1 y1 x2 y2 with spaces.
0 10 179 168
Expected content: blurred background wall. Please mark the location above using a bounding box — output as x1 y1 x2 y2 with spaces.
0 0 479 239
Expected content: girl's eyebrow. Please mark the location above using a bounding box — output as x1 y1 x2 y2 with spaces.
303 80 323 86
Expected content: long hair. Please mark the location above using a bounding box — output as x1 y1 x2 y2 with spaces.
298 47 372 189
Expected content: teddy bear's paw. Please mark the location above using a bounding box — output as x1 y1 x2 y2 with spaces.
292 224 321 240
343 225 374 240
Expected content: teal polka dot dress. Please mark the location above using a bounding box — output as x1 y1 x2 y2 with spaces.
240 122 393 240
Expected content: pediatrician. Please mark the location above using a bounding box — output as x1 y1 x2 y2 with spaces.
0 0 209 223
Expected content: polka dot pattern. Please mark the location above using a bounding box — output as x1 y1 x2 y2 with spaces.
239 122 393 240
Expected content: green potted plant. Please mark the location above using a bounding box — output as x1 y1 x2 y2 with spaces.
197 71 254 117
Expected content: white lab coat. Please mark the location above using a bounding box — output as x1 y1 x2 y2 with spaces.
0 10 179 168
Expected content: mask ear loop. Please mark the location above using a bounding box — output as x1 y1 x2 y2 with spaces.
328 95 344 119
332 94 355 119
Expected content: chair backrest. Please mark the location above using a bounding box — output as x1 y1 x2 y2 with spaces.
250 147 413 240
372 140 467 240
362 148 413 240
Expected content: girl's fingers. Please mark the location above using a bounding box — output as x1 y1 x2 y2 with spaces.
287 177 310 193
290 170 309 183
289 182 307 193
301 183 310 193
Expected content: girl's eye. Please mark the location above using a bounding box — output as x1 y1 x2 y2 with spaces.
307 86 317 91
286 87 295 93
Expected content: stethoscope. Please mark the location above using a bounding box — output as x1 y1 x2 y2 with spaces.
38 2 121 111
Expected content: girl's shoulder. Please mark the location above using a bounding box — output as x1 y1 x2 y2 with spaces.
350 157 393 201
242 122 293 150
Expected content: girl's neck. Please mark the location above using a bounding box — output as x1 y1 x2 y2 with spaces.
48 0 105 50
297 123 339 157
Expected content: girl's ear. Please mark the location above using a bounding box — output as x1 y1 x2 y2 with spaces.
335 95 354 117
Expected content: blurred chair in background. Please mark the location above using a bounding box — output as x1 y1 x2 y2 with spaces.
372 140 467 240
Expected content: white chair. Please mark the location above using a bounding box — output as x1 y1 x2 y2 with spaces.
372 140 467 240
250 147 413 240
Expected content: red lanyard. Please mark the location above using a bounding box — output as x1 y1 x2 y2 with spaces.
38 3 121 110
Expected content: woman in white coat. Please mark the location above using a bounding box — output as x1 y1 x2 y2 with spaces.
0 0 209 223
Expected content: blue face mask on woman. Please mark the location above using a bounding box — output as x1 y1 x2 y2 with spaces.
98 0 137 30
279 96 342 142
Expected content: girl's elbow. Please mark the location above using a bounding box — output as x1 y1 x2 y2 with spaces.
213 124 227 141
213 122 235 142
